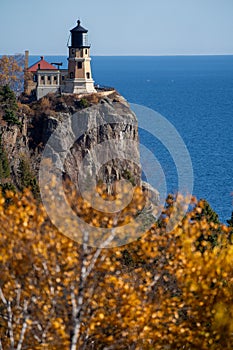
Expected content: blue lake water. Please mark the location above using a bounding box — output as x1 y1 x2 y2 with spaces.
29 55 233 222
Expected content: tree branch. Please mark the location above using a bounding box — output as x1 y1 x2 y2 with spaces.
16 300 29 350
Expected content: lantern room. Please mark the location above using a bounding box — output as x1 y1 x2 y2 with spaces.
70 20 90 48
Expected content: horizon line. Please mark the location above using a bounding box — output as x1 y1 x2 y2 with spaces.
1 53 233 57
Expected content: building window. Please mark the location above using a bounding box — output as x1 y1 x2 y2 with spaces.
48 76 51 81
85 49 88 55
54 76 57 84
70 72 74 79
86 72 90 79
41 76 44 80
33 74 37 82
78 62 82 69
72 49 75 55
62 75 65 81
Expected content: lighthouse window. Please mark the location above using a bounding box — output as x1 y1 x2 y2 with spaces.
78 62 82 69
85 49 88 55
86 72 90 79
83 34 88 46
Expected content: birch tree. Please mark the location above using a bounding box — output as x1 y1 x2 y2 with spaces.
0 189 232 349
0 55 24 93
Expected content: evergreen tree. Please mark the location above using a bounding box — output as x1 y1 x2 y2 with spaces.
0 85 20 125
18 157 39 198
0 137 10 179
0 85 18 111
195 199 220 224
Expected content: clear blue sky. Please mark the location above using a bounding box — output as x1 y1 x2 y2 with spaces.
1 0 233 56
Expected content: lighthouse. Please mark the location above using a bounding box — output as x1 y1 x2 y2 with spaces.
65 20 96 94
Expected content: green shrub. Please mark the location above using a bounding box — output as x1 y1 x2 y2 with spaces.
0 182 16 194
123 169 136 186
18 157 39 198
3 109 21 125
0 140 10 179
79 98 89 109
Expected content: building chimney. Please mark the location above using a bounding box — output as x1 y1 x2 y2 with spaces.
25 50 29 70
24 50 29 94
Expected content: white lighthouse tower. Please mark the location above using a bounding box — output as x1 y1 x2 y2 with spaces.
65 20 96 94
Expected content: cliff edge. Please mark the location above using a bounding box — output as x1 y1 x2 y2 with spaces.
0 91 141 195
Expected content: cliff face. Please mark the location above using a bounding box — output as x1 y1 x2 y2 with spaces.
0 118 30 189
0 92 141 193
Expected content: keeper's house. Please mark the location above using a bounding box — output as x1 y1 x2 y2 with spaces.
24 20 96 100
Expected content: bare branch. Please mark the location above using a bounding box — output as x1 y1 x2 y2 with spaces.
7 301 15 349
0 287 7 305
85 231 116 280
70 283 77 318
70 230 116 350
16 300 29 350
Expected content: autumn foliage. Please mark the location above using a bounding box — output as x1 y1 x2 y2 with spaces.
0 55 23 93
0 188 232 349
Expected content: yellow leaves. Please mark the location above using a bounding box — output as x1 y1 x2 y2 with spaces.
15 252 23 259
106 335 114 341
152 311 163 319
89 323 95 331
52 318 64 329
26 318 32 325
98 313 105 320
0 55 22 89
213 302 233 335
1 187 233 349
142 325 151 333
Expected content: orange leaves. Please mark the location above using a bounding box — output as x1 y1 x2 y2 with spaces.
0 55 23 91
0 188 233 348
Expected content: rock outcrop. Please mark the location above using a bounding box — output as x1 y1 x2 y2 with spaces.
0 92 141 193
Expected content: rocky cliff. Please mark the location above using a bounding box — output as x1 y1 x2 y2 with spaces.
0 91 141 195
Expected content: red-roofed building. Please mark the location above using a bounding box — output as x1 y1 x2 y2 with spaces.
25 55 68 99
28 56 58 72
